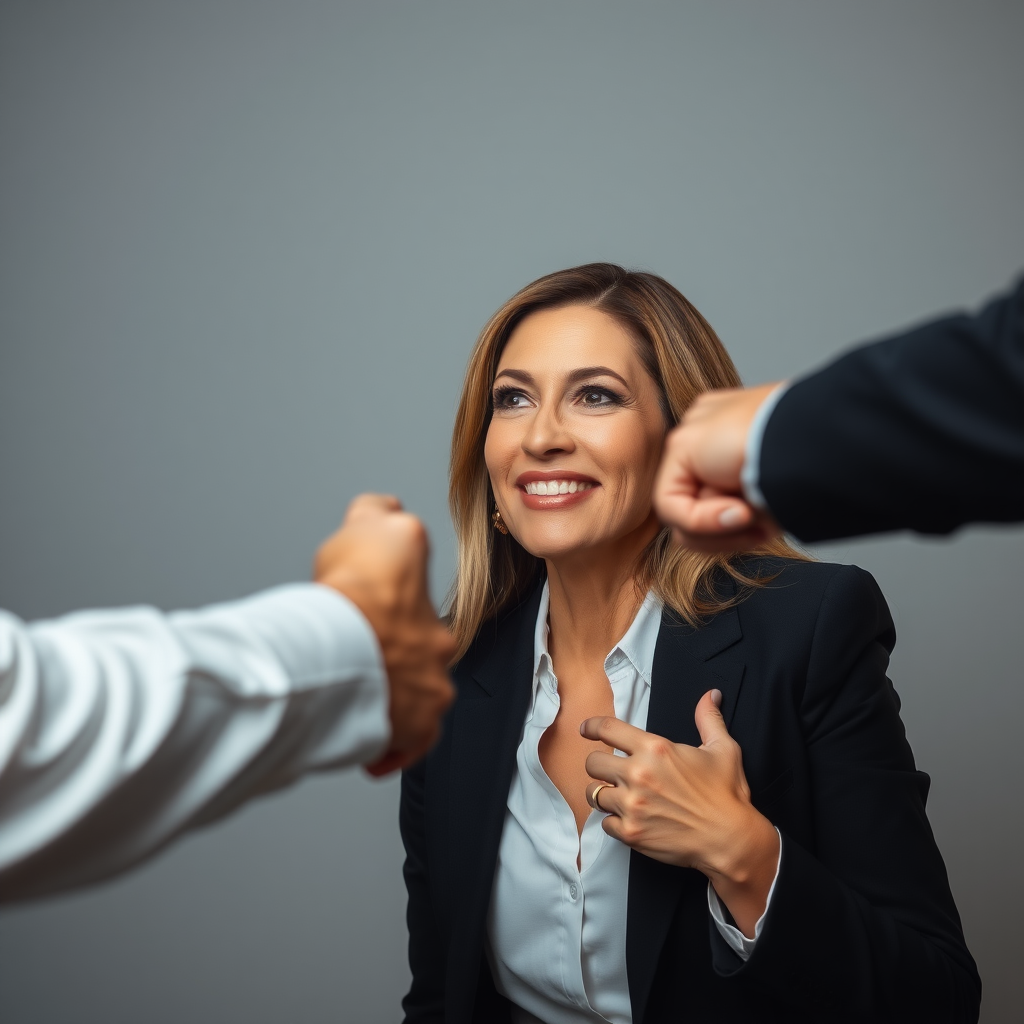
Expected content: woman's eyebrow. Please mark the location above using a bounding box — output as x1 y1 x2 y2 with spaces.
493 369 534 386
565 366 631 389
493 365 631 388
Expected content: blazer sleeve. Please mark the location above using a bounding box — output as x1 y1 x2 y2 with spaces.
713 566 981 1023
400 757 448 1024
758 277 1024 541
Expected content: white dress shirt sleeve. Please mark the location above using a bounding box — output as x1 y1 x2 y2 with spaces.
740 383 791 511
0 583 389 902
706 828 783 961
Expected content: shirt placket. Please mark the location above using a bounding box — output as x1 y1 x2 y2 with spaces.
532 658 595 1016
574 651 636 1022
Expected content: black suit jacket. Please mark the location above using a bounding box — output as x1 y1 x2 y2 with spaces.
760 277 1024 542
400 559 980 1023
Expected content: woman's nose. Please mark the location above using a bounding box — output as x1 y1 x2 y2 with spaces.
521 402 575 457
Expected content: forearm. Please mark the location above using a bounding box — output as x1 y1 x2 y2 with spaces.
758 280 1024 540
0 585 389 901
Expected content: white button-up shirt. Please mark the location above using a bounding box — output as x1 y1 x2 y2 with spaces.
0 584 389 902
486 582 779 1024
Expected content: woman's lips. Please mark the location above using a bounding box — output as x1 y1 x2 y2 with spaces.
515 474 599 510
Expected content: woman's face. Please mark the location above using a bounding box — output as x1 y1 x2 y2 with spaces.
484 304 669 564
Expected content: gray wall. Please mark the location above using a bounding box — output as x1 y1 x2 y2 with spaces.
1 1 1021 1021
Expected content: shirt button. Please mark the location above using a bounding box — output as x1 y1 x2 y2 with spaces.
569 883 578 900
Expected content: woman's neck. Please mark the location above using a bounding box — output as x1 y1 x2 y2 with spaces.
544 517 660 666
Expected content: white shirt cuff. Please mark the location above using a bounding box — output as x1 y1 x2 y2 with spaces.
740 384 791 511
707 827 782 962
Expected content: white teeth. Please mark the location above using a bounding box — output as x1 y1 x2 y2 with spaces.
524 480 593 495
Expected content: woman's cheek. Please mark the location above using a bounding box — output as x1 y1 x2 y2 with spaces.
483 427 512 483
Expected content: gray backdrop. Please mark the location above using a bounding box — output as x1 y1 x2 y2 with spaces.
1 1 1021 1021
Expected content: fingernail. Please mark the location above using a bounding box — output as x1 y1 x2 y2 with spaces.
711 688 722 707
719 507 746 528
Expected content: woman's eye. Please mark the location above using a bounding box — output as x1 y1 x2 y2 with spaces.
493 388 530 410
579 388 619 407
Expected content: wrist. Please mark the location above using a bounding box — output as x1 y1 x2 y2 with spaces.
704 811 779 940
740 380 788 512
703 808 778 892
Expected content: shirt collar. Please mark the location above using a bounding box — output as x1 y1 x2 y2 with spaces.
533 580 664 687
609 588 663 687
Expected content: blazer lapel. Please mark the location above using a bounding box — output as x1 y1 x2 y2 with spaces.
627 604 745 1024
445 586 542 1018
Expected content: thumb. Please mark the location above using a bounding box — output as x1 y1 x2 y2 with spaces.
694 688 729 747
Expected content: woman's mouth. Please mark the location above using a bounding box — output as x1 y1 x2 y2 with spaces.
516 473 599 510
523 479 595 495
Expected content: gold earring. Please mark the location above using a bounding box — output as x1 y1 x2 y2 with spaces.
491 502 509 535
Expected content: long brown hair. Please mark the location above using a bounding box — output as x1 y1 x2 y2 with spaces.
447 263 803 661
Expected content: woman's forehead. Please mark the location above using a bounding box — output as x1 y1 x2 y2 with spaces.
496 305 641 377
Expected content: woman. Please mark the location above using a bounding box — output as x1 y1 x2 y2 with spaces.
400 264 979 1023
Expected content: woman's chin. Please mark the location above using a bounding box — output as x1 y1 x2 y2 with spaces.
512 530 610 564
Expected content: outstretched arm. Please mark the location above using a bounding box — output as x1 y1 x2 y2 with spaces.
0 494 455 902
654 277 1024 547
758 279 1024 540
0 584 387 900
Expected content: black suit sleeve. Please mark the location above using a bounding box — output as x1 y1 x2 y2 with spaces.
759 278 1024 541
717 565 981 1023
400 759 447 1024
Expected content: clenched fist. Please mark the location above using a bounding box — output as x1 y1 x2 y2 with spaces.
315 494 456 776
653 383 783 552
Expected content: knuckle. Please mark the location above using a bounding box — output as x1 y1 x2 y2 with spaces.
397 513 428 545
626 791 648 814
617 821 641 844
647 736 673 761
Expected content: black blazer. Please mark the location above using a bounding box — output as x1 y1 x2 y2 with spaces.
400 559 980 1024
760 277 1024 542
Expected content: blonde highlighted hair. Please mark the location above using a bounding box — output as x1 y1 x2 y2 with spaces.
447 263 803 661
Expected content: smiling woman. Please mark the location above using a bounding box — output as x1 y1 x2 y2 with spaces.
447 265 798 664
486 307 668 565
400 264 979 1024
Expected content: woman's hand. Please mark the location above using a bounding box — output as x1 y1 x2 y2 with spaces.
580 689 779 938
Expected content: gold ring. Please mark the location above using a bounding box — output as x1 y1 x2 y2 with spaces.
590 783 615 811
